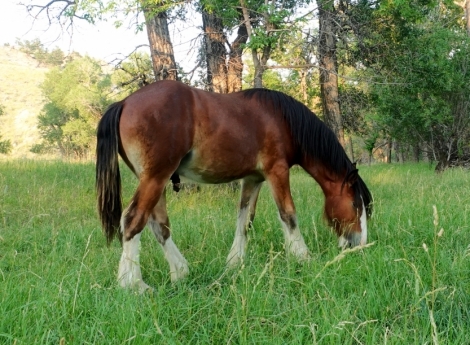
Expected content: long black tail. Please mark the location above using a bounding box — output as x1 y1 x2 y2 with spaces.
96 102 124 244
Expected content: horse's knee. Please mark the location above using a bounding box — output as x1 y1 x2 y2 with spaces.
279 211 297 232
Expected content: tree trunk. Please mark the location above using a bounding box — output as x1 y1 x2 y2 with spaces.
348 136 355 162
413 143 420 162
143 7 177 81
202 10 228 93
386 139 392 163
300 69 308 104
227 21 248 93
317 0 345 147
466 0 470 36
393 141 405 163
240 0 271 88
433 137 455 172
250 43 271 88
435 152 451 172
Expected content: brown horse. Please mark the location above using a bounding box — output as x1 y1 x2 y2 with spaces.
96 80 372 291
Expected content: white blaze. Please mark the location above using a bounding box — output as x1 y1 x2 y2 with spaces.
360 199 368 245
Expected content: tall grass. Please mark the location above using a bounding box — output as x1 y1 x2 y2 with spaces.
0 160 469 344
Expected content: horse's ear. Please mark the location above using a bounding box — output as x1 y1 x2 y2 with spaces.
346 169 359 187
352 161 357 169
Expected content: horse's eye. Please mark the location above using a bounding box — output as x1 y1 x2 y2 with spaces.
352 201 357 209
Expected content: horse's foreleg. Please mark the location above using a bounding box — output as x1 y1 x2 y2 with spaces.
248 184 261 227
147 188 188 282
118 178 164 292
265 166 310 260
227 179 262 267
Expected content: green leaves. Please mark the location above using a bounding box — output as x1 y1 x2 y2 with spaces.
112 52 154 93
369 21 470 166
36 56 114 157
15 39 65 67
0 137 12 154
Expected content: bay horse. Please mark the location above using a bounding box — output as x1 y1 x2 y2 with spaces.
96 80 372 291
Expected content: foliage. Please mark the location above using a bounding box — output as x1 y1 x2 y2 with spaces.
42 0 185 29
266 29 318 108
16 38 66 66
334 0 470 168
369 24 470 169
35 56 114 158
198 0 241 27
242 57 282 89
199 0 311 88
112 51 154 95
0 137 12 154
199 0 303 31
339 83 370 135
0 104 12 154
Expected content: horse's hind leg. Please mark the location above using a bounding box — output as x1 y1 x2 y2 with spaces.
118 177 166 291
147 188 188 282
227 179 262 267
118 230 151 292
118 217 149 292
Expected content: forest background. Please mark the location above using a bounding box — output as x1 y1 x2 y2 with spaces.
0 0 469 172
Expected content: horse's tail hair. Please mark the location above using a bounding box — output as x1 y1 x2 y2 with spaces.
96 102 124 245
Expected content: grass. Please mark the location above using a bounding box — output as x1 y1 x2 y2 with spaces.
0 160 469 344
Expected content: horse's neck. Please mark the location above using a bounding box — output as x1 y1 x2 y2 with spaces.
300 156 342 196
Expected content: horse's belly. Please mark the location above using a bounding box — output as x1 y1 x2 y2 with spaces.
175 149 263 184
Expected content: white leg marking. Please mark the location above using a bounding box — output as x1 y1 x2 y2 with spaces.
280 216 310 260
148 218 189 282
227 182 262 267
338 235 348 248
162 237 189 282
227 206 249 267
360 199 368 245
118 233 150 292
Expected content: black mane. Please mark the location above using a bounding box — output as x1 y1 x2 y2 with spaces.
243 88 373 217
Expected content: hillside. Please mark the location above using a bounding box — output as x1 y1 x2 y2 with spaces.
0 45 48 158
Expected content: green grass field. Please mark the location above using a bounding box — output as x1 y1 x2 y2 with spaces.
0 160 469 344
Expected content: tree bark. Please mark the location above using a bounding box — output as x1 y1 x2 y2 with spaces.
348 136 355 162
317 0 345 147
202 10 229 93
143 7 178 81
386 139 392 163
300 69 308 104
240 0 271 88
413 143 420 162
466 0 470 36
227 22 248 93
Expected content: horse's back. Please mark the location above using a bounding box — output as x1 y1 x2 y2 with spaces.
118 80 295 182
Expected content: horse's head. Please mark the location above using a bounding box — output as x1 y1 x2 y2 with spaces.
324 168 369 248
